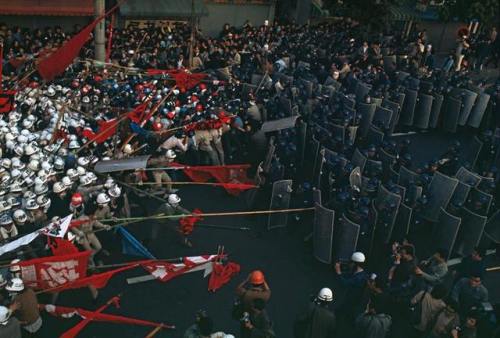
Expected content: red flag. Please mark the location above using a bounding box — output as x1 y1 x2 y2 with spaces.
146 68 180 76
127 99 150 124
41 296 173 338
48 237 79 256
92 118 118 144
170 162 212 183
179 209 203 235
18 251 91 289
37 19 100 80
208 262 240 292
53 263 140 291
141 255 217 282
173 71 207 90
0 43 3 91
0 90 15 113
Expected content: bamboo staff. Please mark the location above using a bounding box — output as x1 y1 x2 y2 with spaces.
129 181 257 188
145 326 164 338
98 207 315 224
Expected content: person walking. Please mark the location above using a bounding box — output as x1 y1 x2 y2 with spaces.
294 287 336 338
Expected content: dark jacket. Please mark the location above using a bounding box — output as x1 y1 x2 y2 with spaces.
355 313 392 338
294 302 336 338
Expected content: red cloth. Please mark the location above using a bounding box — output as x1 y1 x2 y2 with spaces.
41 296 172 338
18 251 91 289
127 100 150 124
0 90 15 113
51 262 140 291
146 68 179 76
36 17 101 80
87 118 118 144
208 262 241 292
173 71 207 90
179 208 203 235
48 237 79 256
170 162 212 183
141 255 216 282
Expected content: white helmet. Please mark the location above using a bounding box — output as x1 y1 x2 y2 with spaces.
1 158 11 169
0 306 9 325
7 196 20 207
23 190 36 200
28 160 40 171
108 185 121 198
36 195 51 209
351 252 366 263
86 172 97 182
104 177 115 189
317 287 333 302
53 181 67 193
166 149 177 159
69 140 80 149
0 200 11 213
79 174 93 186
34 184 48 195
13 144 24 156
123 144 133 155
97 193 110 205
5 278 24 292
76 166 86 176
54 157 65 170
40 161 51 171
77 157 90 166
13 209 27 224
10 169 21 179
26 199 39 210
61 176 72 187
168 194 181 205
9 259 21 272
9 183 22 193
66 168 79 180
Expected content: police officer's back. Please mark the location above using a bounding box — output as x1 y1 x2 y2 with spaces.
294 288 336 338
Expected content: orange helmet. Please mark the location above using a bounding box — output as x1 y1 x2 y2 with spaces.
250 270 265 285
70 193 83 207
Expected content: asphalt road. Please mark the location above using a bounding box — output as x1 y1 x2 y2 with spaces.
38 130 500 338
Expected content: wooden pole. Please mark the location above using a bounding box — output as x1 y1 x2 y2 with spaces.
145 326 164 338
128 181 257 188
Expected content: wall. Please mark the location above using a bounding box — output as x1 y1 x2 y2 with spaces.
0 16 91 31
199 2 275 36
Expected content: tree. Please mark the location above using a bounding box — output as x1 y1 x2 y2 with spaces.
438 0 499 27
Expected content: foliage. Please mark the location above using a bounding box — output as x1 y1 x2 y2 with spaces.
438 0 499 26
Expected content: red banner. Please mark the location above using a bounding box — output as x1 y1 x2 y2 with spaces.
48 237 79 256
0 90 16 113
127 100 150 124
146 68 207 90
179 208 203 235
81 119 118 144
19 251 91 289
208 262 240 292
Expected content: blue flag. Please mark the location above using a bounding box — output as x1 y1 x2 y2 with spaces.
118 226 155 259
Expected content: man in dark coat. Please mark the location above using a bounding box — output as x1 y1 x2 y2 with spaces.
294 287 336 338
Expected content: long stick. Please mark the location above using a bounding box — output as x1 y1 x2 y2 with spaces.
129 181 257 188
98 207 315 223
145 326 163 338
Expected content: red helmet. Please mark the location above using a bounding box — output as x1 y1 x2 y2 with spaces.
152 122 163 131
94 75 103 82
166 111 175 120
190 95 199 103
250 270 265 285
71 80 80 88
199 83 207 91
71 193 83 207
195 104 203 112
135 84 144 92
28 81 39 89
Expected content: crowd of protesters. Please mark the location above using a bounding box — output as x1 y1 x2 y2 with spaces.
0 13 499 338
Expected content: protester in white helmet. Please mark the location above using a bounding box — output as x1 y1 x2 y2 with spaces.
0 215 18 241
6 277 43 335
155 193 193 247
146 149 178 194
294 287 336 338
0 304 22 338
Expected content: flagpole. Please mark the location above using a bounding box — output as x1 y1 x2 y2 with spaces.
129 181 257 188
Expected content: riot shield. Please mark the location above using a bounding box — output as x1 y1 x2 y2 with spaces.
268 180 293 230
347 126 358 144
383 55 397 69
298 121 307 165
421 172 459 222
358 103 377 137
398 166 419 189
313 188 322 205
94 155 151 173
333 214 360 261
406 185 422 206
484 210 500 244
393 92 406 108
449 181 472 209
429 94 444 129
372 97 382 107
375 184 402 243
262 138 276 174
431 208 461 259
379 148 397 176
341 94 356 110
313 148 325 188
468 93 490 128
364 159 383 178
408 77 420 91
391 184 406 201
420 81 434 94
456 166 481 187
382 98 401 135
442 96 461 133
366 125 385 146
373 106 393 130
351 148 367 172
355 81 372 103
313 203 335 263
396 71 410 84
303 80 313 98
349 167 362 191
458 89 478 126
279 97 293 116
399 89 418 126
465 187 493 216
331 124 346 144
454 207 487 257
389 165 400 183
307 136 321 183
413 93 434 129
461 136 483 169
392 203 413 243
261 116 299 133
